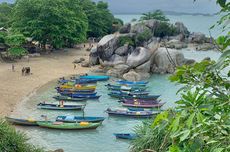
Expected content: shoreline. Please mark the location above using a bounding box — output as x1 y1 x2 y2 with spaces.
0 46 95 116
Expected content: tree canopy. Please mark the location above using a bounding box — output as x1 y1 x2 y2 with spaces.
140 10 169 22
80 0 120 38
0 2 13 28
12 0 88 49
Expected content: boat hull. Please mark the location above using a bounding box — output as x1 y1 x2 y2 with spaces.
37 121 101 130
5 117 38 126
56 116 105 123
122 102 165 108
37 103 85 110
114 133 137 140
53 96 87 102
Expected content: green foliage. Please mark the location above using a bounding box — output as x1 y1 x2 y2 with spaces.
154 22 178 38
12 0 88 49
0 119 44 152
0 2 13 28
5 33 27 58
131 120 171 152
140 10 169 22
80 0 116 38
119 36 134 46
136 28 152 46
8 47 27 58
0 32 7 43
132 1 230 152
5 34 26 47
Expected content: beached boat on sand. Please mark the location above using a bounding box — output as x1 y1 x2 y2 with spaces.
5 117 38 126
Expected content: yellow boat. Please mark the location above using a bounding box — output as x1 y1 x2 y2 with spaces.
59 85 96 90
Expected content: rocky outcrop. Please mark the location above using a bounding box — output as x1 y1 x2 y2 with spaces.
175 22 189 36
97 34 119 61
119 23 131 34
114 45 129 56
151 47 191 74
123 70 150 81
189 32 206 44
88 19 210 80
126 47 152 68
89 47 99 65
106 64 130 77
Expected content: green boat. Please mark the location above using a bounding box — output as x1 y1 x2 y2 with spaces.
37 121 101 130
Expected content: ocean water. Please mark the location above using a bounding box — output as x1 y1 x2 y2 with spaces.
11 15 222 152
115 14 223 37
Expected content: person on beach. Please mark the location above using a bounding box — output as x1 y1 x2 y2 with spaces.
21 67 25 76
12 64 15 72
74 64 76 69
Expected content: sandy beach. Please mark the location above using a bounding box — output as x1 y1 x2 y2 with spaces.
0 46 94 116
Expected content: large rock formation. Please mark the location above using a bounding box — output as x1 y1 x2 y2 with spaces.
126 47 152 67
88 19 211 80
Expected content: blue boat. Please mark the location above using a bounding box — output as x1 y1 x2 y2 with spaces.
59 92 97 96
106 84 147 91
56 116 105 123
116 80 148 85
113 133 137 140
37 103 85 110
70 94 101 99
108 92 160 100
55 87 95 93
111 91 149 96
80 75 110 81
106 108 159 118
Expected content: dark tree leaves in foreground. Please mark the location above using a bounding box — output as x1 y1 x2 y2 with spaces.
0 119 44 152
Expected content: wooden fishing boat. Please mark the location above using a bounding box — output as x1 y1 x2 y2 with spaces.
37 121 101 130
106 84 147 91
116 80 148 85
111 91 149 96
56 88 95 94
108 93 160 100
70 95 101 99
53 96 87 102
56 116 105 123
58 79 97 84
37 103 85 110
106 108 159 118
119 99 160 104
59 92 97 96
5 117 38 126
113 133 137 140
59 85 96 90
80 75 110 81
122 102 165 108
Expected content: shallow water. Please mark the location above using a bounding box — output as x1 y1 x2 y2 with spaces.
11 49 221 152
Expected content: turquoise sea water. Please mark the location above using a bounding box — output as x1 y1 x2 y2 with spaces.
12 15 222 152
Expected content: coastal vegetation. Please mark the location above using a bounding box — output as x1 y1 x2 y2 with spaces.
131 1 230 151
0 119 44 152
0 0 121 54
140 10 170 22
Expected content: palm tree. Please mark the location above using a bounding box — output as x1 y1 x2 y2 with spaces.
140 10 169 22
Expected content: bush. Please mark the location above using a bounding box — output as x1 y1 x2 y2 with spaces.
131 120 171 152
154 22 178 38
5 34 26 47
135 29 152 46
119 36 135 46
0 119 44 152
